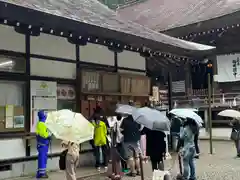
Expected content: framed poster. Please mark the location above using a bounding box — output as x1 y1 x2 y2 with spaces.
31 80 57 97
30 80 57 132
57 85 75 100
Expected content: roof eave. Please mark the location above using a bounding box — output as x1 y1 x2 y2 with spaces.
0 1 215 58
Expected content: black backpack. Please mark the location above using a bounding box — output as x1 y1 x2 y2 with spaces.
59 149 68 170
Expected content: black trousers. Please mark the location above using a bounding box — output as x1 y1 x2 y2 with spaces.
95 145 108 167
194 133 200 154
90 140 95 150
150 156 164 171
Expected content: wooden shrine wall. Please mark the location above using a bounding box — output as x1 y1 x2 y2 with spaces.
79 70 150 117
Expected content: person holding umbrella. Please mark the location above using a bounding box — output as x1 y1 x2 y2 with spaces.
120 115 141 177
179 118 198 180
169 109 202 159
141 127 166 171
230 118 240 157
218 109 240 157
61 141 80 180
44 110 94 178
132 107 170 170
170 116 182 151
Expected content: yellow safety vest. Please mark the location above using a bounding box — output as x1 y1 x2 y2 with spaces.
92 120 107 146
36 121 49 139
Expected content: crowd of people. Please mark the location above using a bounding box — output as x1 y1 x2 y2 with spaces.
35 105 203 180
87 105 167 177
88 105 201 180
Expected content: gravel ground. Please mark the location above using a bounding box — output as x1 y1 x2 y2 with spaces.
80 141 240 180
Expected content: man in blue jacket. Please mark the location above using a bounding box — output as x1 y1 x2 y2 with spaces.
36 110 51 178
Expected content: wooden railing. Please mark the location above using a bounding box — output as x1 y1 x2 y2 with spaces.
159 88 240 107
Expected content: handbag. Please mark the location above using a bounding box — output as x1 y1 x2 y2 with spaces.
59 149 68 170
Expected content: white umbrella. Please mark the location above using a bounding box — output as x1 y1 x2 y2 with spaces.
132 107 170 131
115 104 137 115
218 109 240 119
170 109 203 127
170 108 198 114
45 109 94 144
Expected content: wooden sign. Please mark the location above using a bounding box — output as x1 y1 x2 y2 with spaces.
81 71 101 92
102 72 119 93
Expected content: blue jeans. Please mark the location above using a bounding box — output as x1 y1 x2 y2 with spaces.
183 147 196 180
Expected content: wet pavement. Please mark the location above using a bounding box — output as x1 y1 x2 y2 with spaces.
80 141 240 180
10 141 240 180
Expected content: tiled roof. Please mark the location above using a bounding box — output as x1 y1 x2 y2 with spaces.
117 0 240 31
0 0 215 53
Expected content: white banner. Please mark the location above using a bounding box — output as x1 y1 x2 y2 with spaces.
152 86 159 102
215 54 240 82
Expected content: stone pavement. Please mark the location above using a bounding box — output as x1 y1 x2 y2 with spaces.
199 128 231 141
10 141 240 180
81 141 240 180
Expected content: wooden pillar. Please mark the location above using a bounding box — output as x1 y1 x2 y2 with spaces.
25 33 31 157
114 51 118 72
75 44 81 113
167 72 173 111
208 55 218 94
184 62 192 96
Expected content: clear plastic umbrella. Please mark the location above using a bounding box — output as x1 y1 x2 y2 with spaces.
170 108 198 114
115 104 137 115
132 107 170 131
45 109 94 144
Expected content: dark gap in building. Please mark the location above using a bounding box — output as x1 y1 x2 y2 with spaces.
191 63 213 89
0 164 12 171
